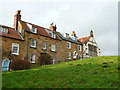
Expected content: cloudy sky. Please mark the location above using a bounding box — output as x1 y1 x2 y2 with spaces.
0 0 118 56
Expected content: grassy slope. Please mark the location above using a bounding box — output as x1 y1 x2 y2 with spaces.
2 56 119 88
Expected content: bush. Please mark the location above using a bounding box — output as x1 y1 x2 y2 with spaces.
38 54 52 65
10 59 31 70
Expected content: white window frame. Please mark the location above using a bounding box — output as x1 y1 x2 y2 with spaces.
11 43 19 55
78 55 82 60
51 44 56 52
73 51 77 59
78 45 81 51
30 54 36 63
67 52 71 59
53 34 56 38
67 42 71 49
0 27 8 34
31 26 37 33
52 58 55 64
31 39 36 48
42 42 47 50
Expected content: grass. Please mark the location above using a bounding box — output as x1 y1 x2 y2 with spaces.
2 56 120 88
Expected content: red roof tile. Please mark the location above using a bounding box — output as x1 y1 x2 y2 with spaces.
78 36 91 44
0 25 23 40
21 21 61 40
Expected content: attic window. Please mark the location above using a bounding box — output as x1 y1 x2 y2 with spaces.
66 33 69 38
0 27 8 34
31 26 37 33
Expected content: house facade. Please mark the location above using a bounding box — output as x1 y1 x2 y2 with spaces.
78 30 100 58
1 10 83 68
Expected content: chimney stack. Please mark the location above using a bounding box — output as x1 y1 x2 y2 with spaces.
49 23 57 31
71 31 76 37
71 31 77 41
14 10 21 30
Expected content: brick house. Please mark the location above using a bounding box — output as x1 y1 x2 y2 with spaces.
78 30 100 58
1 10 83 69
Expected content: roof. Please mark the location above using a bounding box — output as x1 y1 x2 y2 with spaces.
57 32 83 45
0 25 23 40
21 21 61 40
78 36 91 44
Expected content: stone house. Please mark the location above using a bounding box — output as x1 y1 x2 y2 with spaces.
78 30 100 58
1 10 83 69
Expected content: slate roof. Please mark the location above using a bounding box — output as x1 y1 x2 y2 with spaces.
57 32 83 45
0 25 23 40
78 36 91 44
21 21 61 40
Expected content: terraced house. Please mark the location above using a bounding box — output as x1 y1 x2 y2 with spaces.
1 10 84 70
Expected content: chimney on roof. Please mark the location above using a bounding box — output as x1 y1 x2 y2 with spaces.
14 10 21 30
71 31 78 41
71 31 76 37
49 23 57 31
90 30 93 37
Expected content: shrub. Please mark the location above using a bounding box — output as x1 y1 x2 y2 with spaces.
38 54 52 65
10 59 31 70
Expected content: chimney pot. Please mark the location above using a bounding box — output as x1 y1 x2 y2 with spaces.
49 23 57 31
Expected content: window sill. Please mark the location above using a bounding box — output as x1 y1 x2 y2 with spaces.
67 48 71 49
31 62 35 64
30 46 37 49
11 53 19 55
50 50 56 52
67 58 71 59
42 48 47 51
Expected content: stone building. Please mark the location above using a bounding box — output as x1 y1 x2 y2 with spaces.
1 10 83 70
78 30 100 58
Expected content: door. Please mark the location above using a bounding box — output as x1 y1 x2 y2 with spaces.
2 59 10 71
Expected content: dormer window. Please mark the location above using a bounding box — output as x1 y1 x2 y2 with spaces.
27 23 37 33
31 26 37 33
66 33 69 38
49 32 53 38
53 34 56 38
0 27 8 34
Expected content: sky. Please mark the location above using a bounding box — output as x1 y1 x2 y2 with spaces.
0 0 118 56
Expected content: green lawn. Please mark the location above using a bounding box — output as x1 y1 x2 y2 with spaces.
2 56 119 88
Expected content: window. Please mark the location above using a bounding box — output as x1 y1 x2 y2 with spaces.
51 44 56 51
31 26 37 33
30 54 36 63
73 51 77 59
42 42 46 50
78 55 82 60
53 34 56 38
11 43 19 55
0 27 8 34
52 58 55 64
78 45 81 51
31 39 36 48
49 32 53 37
67 52 71 59
66 33 69 38
67 42 71 49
